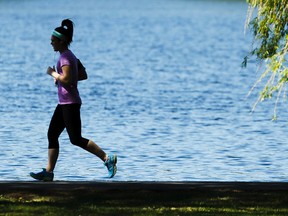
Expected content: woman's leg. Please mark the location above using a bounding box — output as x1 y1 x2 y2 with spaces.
63 104 117 178
47 105 65 172
86 140 107 162
62 104 107 162
46 148 59 172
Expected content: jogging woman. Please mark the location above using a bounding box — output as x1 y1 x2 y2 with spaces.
30 19 117 181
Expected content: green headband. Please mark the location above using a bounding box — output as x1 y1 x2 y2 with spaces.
52 30 66 41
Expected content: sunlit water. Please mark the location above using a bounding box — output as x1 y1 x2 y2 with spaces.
1 0 288 182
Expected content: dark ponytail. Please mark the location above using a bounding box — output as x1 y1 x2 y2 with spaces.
54 19 74 46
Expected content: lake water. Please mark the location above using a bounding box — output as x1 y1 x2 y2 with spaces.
1 0 288 182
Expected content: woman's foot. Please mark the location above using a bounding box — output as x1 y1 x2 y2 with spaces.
30 168 54 181
104 155 117 178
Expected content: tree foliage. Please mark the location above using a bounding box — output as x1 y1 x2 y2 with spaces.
244 0 288 119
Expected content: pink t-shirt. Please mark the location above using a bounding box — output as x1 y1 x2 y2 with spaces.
56 50 82 105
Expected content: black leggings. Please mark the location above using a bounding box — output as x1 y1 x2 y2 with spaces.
48 104 89 149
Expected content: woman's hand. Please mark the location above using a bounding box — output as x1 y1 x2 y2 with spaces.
47 66 55 76
47 66 60 81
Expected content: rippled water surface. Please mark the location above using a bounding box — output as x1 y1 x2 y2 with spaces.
1 0 288 181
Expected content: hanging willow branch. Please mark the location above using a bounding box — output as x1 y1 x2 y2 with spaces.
244 0 288 119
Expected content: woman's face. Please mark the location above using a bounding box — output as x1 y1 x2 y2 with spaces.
50 35 62 52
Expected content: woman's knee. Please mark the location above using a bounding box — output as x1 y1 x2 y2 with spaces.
47 132 60 149
70 136 89 149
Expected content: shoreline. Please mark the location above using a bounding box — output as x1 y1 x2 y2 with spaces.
1 181 288 192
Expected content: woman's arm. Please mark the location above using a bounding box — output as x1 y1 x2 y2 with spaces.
77 59 88 81
47 65 71 85
78 66 88 81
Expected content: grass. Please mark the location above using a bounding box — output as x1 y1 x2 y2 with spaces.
1 185 288 215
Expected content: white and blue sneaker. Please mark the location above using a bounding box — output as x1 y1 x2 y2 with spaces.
30 168 54 182
104 155 117 178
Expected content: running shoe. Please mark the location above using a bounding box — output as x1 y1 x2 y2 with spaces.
30 168 54 181
104 155 117 178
